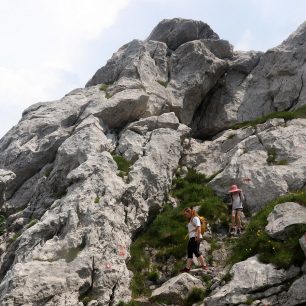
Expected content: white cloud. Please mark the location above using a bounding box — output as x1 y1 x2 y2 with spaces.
0 0 130 138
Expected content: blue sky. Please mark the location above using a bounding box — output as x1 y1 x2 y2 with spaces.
0 0 305 138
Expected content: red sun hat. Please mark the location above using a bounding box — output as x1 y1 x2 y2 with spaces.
229 185 241 193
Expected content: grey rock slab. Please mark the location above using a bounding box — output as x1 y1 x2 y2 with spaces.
147 18 219 50
0 170 15 206
285 275 306 306
169 39 228 125
80 89 149 129
299 234 306 257
204 256 287 306
127 112 180 135
151 273 205 304
0 87 96 198
183 119 306 213
265 202 306 240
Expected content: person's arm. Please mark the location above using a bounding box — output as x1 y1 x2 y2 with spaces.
193 217 201 241
195 225 201 241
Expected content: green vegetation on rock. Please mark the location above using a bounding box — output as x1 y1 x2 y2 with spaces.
266 147 288 166
99 83 109 91
231 104 306 130
156 79 168 87
0 214 6 235
229 191 306 269
184 287 206 306
112 153 133 178
128 169 228 297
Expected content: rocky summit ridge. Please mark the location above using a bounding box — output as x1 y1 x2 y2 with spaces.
0 18 305 306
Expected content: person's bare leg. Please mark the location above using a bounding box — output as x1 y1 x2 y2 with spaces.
236 210 241 230
231 211 236 231
197 255 207 267
186 258 194 269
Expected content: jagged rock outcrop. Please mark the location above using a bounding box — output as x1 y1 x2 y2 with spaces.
1 17 306 305
0 170 15 206
146 18 219 50
203 256 300 306
151 273 205 304
183 118 306 213
265 202 306 239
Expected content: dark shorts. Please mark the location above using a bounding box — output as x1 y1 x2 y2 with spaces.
232 208 243 213
187 237 202 259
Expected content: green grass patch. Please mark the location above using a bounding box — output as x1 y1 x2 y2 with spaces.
147 270 159 282
156 79 168 88
27 219 38 228
99 83 109 91
0 215 5 235
184 287 206 306
55 189 67 199
94 196 100 204
229 191 306 269
116 301 140 306
231 104 306 130
128 169 228 297
12 232 21 242
44 167 53 178
266 147 288 166
112 153 133 177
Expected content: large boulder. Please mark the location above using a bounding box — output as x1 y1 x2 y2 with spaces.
204 256 295 306
150 273 205 304
285 275 306 306
265 202 306 240
169 40 228 124
147 18 219 50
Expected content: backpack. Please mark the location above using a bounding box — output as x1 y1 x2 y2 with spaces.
191 215 207 235
198 216 207 235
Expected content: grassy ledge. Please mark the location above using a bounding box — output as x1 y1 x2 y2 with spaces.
229 191 306 269
128 169 228 298
231 104 306 130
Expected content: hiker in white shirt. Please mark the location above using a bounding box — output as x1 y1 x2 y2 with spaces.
180 207 208 273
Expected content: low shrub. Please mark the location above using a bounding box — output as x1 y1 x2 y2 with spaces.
112 153 133 177
184 287 206 306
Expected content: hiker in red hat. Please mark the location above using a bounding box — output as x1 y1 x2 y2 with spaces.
228 184 245 235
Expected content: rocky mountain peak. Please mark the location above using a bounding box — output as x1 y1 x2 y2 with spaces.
0 18 306 306
146 17 219 50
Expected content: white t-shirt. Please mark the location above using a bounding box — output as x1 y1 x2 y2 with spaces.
231 193 243 210
187 216 202 239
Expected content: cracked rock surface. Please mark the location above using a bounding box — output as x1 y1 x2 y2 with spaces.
1 18 306 305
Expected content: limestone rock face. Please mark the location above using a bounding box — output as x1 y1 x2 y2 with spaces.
151 273 205 304
0 106 187 305
0 170 15 206
299 234 306 257
204 256 292 306
265 202 306 240
285 274 306 306
1 17 306 305
183 118 306 213
147 18 219 50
